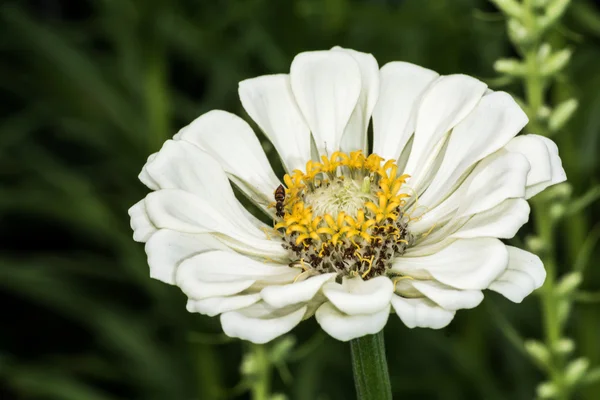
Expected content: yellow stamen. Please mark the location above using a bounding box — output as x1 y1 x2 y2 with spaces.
421 223 438 238
360 255 375 278
392 275 414 291
261 227 274 240
294 270 310 283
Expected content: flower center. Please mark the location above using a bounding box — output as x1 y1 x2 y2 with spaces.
273 151 414 280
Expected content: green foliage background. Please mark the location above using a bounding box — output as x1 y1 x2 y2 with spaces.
1 0 599 399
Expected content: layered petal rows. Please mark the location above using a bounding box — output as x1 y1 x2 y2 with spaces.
129 47 565 343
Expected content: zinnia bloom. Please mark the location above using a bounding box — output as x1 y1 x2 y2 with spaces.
129 47 565 343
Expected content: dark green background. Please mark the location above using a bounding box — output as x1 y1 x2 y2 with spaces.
1 0 599 399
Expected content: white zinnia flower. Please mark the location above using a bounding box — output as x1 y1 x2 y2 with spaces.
129 47 566 344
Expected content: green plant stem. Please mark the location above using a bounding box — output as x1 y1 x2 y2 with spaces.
524 49 544 134
522 9 569 396
534 200 568 400
350 332 392 400
250 344 271 400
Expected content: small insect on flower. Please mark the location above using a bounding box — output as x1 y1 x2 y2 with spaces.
129 46 566 344
274 184 286 218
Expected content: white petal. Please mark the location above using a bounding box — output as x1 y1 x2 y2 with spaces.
372 62 438 160
540 136 567 187
187 294 261 317
322 276 393 315
410 281 483 311
419 91 528 206
411 150 530 234
403 75 488 189
396 135 414 172
457 153 529 218
449 198 530 240
506 134 566 198
144 189 287 260
238 74 311 172
143 189 234 233
145 229 230 285
290 50 361 156
489 246 546 303
212 234 288 262
144 141 238 210
176 110 280 211
331 47 379 153
176 251 298 286
221 302 307 344
142 140 264 232
128 199 157 243
138 153 159 190
419 198 530 247
181 279 256 299
403 238 455 258
261 273 336 308
505 135 550 186
391 296 455 329
315 302 390 342
238 202 273 231
392 238 508 290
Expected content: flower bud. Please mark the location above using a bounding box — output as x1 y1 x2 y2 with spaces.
556 272 582 297
537 381 557 398
541 48 571 76
540 0 571 30
554 338 575 355
525 340 551 366
491 0 524 19
240 353 258 376
549 203 566 220
538 105 552 120
546 182 572 201
565 357 590 386
494 58 527 76
538 43 552 61
549 99 578 132
526 235 545 254
508 18 530 44
557 299 572 327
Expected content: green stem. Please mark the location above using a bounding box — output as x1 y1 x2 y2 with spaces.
498 0 583 398
350 332 392 400
522 4 569 394
519 3 571 397
524 49 544 134
528 67 570 400
534 202 560 343
250 344 271 400
534 201 568 400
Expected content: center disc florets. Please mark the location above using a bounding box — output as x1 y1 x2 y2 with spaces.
273 151 415 280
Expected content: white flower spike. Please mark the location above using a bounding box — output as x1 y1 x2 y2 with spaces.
129 47 566 344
